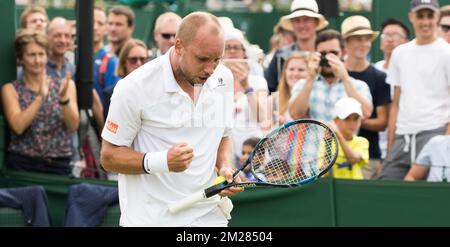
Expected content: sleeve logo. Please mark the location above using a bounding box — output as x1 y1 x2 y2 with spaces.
106 120 119 134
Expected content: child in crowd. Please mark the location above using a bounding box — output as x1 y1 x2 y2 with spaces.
238 137 261 181
329 97 369 179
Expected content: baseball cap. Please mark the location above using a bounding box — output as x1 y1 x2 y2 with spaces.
410 0 440 12
333 97 362 119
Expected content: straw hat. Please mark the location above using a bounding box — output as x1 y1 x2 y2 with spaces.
341 15 379 41
280 0 328 31
440 5 450 13
273 17 294 34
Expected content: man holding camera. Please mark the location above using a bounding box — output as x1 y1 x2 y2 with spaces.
289 29 372 123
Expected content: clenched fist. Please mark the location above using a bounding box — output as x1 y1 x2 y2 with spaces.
167 143 194 172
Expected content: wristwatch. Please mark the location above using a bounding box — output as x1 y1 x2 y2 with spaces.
244 87 254 95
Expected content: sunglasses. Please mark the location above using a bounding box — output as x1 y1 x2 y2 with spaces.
161 33 176 39
127 56 148 65
440 24 450 33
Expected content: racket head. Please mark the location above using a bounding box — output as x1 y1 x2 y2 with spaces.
246 119 338 186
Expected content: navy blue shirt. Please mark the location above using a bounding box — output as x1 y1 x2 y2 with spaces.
349 65 391 159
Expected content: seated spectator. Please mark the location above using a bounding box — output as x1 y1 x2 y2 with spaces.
1 29 79 176
404 135 450 182
329 97 369 180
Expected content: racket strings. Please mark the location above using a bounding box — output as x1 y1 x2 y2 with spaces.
251 123 338 185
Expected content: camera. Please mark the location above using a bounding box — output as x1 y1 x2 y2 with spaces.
319 55 330 67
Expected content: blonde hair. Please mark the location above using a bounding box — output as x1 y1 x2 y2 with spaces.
276 52 309 115
154 12 182 33
116 39 148 77
20 5 48 29
15 29 49 60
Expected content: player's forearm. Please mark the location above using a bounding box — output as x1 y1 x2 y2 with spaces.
215 137 234 170
100 140 146 174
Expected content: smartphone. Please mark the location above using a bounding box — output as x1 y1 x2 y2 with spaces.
222 58 249 68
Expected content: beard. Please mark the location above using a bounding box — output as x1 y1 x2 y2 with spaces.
176 66 198 86
320 67 335 78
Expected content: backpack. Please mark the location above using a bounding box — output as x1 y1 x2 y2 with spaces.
98 53 112 88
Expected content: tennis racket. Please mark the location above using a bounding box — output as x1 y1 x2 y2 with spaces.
168 119 339 214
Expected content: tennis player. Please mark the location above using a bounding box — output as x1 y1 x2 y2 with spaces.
100 12 243 227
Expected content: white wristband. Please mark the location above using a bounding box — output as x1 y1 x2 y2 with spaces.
143 151 169 174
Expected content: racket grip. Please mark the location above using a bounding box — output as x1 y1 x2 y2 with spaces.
168 191 206 214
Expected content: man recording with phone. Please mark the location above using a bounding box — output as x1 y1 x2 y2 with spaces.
289 29 373 123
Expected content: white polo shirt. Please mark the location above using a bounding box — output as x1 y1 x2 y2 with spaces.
101 48 234 226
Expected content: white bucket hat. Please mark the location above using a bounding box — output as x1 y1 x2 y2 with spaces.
281 0 328 31
341 15 379 41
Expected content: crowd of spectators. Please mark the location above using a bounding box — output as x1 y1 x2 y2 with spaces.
1 0 450 226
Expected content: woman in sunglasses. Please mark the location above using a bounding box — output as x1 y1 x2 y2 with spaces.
116 39 149 78
103 39 148 117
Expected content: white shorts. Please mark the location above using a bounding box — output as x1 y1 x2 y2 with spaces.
184 207 228 227
184 198 233 227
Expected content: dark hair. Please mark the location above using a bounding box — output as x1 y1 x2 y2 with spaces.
380 18 410 40
315 29 344 50
243 137 261 148
108 5 135 27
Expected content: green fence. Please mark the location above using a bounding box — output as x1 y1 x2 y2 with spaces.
1 172 450 227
